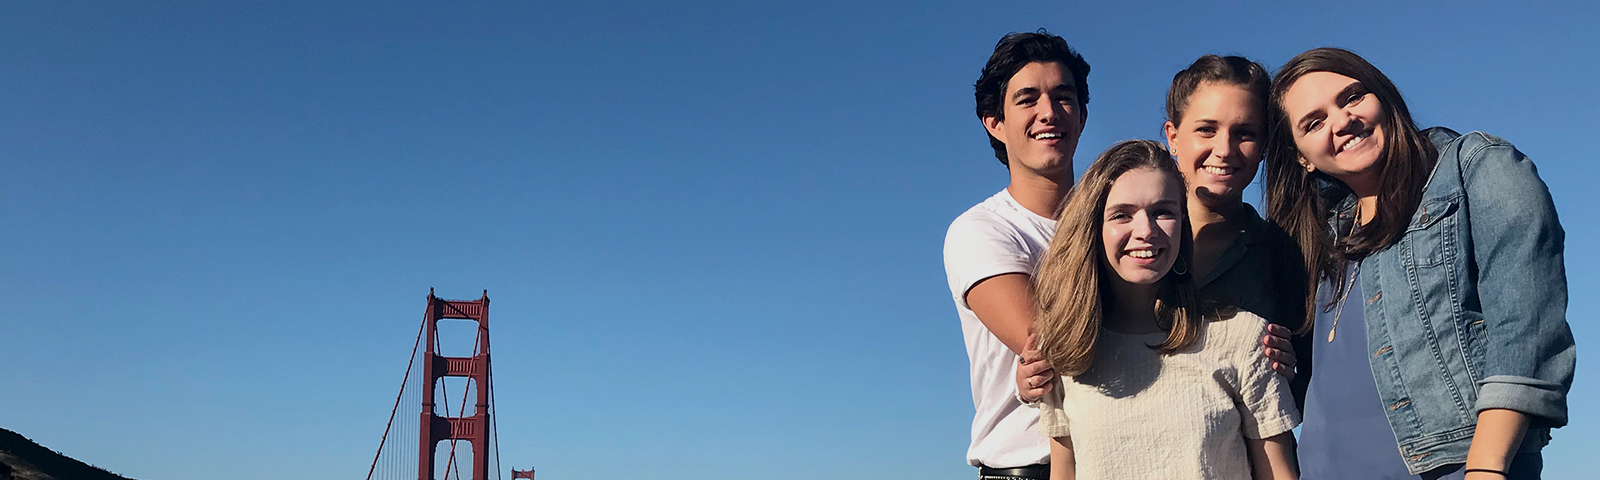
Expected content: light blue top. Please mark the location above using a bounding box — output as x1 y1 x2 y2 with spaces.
1299 263 1420 479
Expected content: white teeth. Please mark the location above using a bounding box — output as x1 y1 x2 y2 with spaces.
1203 166 1236 175
1128 250 1155 258
1033 132 1062 140
1342 133 1367 151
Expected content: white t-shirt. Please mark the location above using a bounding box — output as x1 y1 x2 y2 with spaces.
943 189 1056 468
1036 312 1301 479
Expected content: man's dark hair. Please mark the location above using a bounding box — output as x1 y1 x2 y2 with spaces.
974 29 1090 166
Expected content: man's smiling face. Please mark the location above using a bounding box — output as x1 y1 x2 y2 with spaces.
983 61 1086 177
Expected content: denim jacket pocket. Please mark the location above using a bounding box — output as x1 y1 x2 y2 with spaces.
1401 197 1460 269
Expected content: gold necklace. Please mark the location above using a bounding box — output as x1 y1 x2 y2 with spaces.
1328 201 1363 343
1327 264 1360 343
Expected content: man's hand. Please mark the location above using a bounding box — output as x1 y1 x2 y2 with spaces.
1016 333 1055 403
1261 324 1297 379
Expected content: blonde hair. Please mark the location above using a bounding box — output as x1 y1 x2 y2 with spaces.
1032 139 1221 376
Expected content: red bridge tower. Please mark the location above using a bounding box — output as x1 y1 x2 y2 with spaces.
418 290 492 480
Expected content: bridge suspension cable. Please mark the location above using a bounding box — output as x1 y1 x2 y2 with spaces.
366 312 427 480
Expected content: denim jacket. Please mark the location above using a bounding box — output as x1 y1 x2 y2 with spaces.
1331 127 1575 474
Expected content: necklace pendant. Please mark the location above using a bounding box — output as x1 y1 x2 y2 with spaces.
1327 327 1336 343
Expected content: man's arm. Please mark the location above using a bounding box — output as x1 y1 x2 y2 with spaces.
969 273 1059 403
965 272 1036 355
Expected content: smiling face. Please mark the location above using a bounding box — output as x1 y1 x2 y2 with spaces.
1164 82 1263 208
1101 167 1185 288
1279 71 1389 195
982 61 1086 177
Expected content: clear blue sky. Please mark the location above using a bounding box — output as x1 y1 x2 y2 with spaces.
2 1 1595 479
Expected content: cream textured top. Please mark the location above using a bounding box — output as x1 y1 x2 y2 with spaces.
1037 311 1300 479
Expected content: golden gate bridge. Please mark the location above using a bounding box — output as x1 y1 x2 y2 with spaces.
362 290 535 480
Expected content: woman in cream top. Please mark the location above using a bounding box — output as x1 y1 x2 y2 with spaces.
1030 140 1299 480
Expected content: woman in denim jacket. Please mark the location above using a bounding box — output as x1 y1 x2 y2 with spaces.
1263 47 1574 479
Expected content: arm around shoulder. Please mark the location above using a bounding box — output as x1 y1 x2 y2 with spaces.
944 213 1041 355
966 273 1036 354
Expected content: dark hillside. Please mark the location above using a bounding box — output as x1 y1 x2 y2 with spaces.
0 427 134 480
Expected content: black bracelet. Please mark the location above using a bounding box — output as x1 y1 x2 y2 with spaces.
1464 468 1507 476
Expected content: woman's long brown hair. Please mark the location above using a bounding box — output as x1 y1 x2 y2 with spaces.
1032 140 1219 376
1263 48 1437 334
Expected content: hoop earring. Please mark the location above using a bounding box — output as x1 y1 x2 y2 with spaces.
1171 257 1190 276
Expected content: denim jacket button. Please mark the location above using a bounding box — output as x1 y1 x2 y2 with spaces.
1421 213 1431 224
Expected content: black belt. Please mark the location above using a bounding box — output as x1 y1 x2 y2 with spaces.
978 463 1049 479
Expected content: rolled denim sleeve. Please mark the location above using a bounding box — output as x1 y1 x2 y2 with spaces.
1459 133 1577 428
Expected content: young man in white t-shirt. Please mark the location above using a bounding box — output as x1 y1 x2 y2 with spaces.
944 30 1090 480
945 32 1298 479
